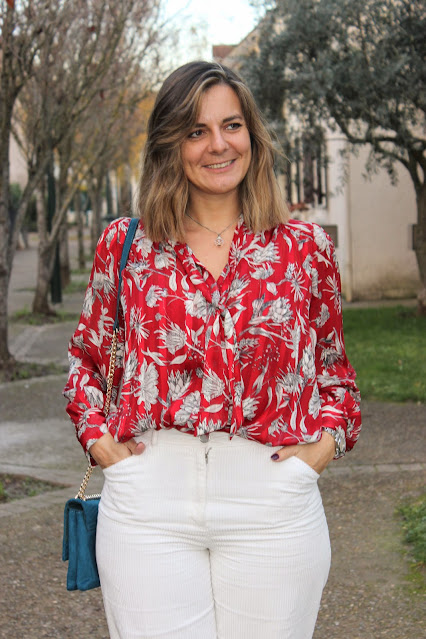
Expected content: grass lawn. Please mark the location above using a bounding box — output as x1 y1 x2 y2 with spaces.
11 309 80 325
342 305 426 403
397 494 426 592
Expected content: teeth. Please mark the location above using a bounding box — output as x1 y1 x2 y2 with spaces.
206 160 233 169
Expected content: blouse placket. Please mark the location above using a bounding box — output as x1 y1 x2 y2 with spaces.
173 223 245 438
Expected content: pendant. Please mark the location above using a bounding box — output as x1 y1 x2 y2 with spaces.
215 235 224 247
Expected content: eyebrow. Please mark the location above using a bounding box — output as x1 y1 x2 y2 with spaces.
192 114 244 128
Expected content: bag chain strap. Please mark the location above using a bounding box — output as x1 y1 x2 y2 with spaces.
74 218 138 501
75 329 118 500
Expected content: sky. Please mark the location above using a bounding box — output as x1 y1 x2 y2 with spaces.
163 0 261 63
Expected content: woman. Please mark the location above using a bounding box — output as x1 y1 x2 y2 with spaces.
64 61 361 639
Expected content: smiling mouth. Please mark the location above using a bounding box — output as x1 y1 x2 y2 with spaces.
205 159 235 169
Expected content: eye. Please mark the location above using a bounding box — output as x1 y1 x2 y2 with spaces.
188 129 204 139
226 122 243 131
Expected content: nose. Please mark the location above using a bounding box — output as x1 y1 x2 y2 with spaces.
209 128 228 153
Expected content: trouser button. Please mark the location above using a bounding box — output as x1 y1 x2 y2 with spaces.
199 433 209 443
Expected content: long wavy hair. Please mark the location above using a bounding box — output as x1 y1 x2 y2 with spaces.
137 61 289 242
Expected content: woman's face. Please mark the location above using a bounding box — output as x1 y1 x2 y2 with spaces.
181 84 252 199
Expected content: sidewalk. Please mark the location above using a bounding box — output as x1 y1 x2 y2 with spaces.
0 238 425 638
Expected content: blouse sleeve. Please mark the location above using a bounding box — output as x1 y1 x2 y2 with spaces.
309 224 362 453
63 218 128 460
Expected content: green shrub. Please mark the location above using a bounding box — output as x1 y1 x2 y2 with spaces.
398 495 426 566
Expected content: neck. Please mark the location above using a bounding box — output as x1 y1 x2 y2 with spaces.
187 190 240 230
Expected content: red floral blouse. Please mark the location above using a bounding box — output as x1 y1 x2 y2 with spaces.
64 216 361 459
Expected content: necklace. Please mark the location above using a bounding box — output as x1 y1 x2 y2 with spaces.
185 212 240 247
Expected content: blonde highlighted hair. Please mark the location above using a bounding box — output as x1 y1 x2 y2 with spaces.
137 61 289 242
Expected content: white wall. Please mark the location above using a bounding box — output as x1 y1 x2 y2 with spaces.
348 147 419 300
325 134 419 300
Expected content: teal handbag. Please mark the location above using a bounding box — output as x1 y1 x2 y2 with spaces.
62 218 138 591
62 497 101 590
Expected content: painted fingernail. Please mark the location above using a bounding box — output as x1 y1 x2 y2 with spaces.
271 453 279 461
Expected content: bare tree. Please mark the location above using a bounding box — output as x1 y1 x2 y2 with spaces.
0 0 62 365
85 84 153 252
9 0 168 317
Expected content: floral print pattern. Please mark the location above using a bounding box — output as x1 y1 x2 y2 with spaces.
64 217 361 458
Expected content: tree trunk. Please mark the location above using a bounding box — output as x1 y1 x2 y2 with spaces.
414 183 426 316
0 13 15 367
32 160 87 315
105 171 114 220
0 150 13 366
59 218 71 288
0 268 13 367
75 192 86 270
32 239 58 315
89 181 104 254
122 163 133 214
0 131 49 363
32 187 56 315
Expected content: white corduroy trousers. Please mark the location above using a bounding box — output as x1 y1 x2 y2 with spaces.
96 429 331 639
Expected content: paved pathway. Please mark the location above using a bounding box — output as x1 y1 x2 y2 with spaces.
0 236 424 638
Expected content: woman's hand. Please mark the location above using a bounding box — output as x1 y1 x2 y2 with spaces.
89 432 145 469
271 431 336 475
